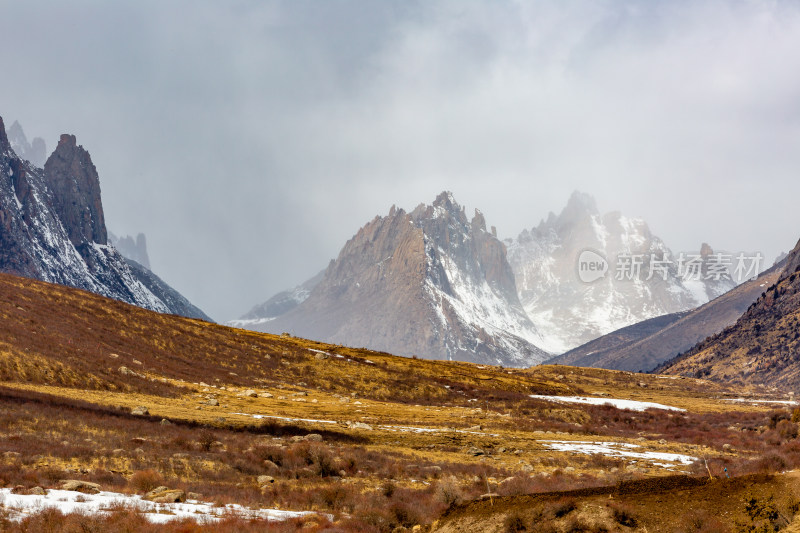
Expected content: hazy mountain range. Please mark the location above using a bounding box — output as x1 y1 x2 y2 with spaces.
235 191 742 366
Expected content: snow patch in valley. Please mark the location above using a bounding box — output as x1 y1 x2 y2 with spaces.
541 440 697 467
722 398 798 405
232 413 338 425
0 488 324 523
530 395 685 412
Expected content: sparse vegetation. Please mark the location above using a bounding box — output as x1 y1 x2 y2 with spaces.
2 272 800 531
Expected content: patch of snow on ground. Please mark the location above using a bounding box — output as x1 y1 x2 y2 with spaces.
723 398 798 405
541 441 696 467
0 488 325 523
530 395 685 412
232 413 338 424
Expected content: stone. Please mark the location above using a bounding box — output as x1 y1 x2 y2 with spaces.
347 422 373 431
29 486 46 495
467 447 485 456
60 480 102 494
207 399 219 406
259 392 273 398
186 492 202 500
160 419 172 426
131 406 149 416
146 489 186 503
304 434 323 442
257 475 275 486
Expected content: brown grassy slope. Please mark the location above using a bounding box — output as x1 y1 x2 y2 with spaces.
0 271 574 403
660 239 800 390
3 272 800 531
430 472 800 533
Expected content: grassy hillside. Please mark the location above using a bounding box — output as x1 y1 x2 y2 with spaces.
1 272 800 531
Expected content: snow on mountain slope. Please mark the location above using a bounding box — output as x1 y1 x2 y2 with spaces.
0 115 207 318
506 192 736 354
239 192 549 366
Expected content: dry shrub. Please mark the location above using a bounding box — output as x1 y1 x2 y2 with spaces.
129 469 164 493
434 476 463 509
504 512 529 532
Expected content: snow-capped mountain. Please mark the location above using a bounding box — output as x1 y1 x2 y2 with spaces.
239 192 549 366
0 115 209 321
505 192 736 353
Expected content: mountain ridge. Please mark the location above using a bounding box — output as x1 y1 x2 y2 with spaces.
239 191 548 366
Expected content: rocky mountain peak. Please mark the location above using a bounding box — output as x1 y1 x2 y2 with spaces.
0 117 9 154
6 121 47 167
558 191 599 223
242 191 547 366
43 133 107 247
471 209 487 232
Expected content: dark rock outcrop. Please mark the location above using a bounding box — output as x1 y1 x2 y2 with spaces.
0 113 209 321
43 134 107 247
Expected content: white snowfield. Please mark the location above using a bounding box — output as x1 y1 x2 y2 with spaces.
0 488 325 524
541 440 697 467
529 395 685 412
722 398 798 405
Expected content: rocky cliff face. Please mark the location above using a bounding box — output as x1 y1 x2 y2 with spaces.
43 134 107 248
0 114 209 321
506 192 736 353
243 192 548 366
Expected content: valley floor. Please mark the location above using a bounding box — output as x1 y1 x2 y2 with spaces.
2 273 800 531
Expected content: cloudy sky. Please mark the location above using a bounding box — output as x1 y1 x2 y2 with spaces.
2 0 800 320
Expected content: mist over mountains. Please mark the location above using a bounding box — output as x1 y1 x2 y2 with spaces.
235 190 745 365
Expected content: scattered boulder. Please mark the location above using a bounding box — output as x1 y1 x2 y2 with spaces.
29 486 46 495
257 475 275 486
146 489 186 503
207 399 219 406
131 406 149 416
467 447 485 456
723 443 733 452
186 492 202 500
160 419 172 426
259 392 274 398
60 480 102 494
304 434 323 442
347 422 373 431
